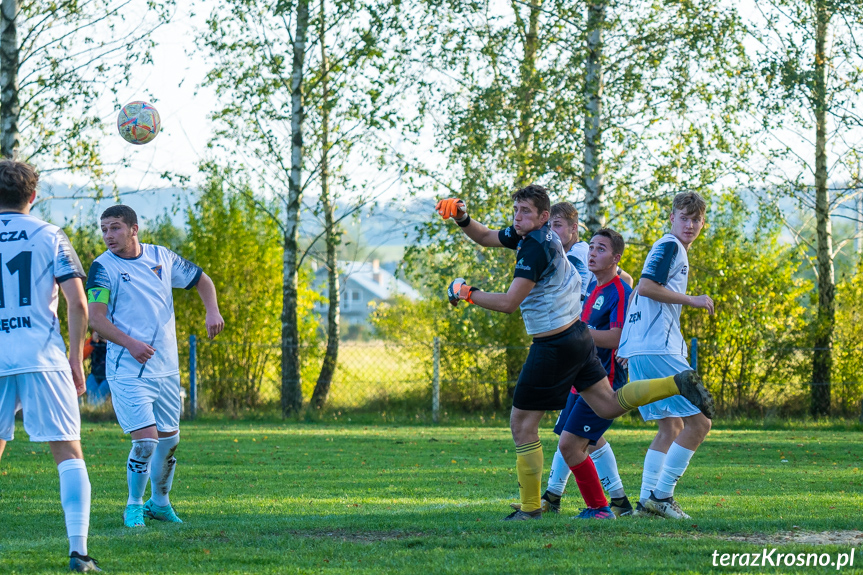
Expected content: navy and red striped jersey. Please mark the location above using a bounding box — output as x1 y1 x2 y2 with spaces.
581 275 632 389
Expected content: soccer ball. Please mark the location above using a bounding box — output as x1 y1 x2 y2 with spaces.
117 101 161 145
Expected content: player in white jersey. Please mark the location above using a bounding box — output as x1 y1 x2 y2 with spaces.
0 160 100 572
617 192 715 519
86 205 224 529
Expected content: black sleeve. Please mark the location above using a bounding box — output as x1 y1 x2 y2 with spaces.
641 241 678 285
498 226 521 250
86 261 110 291
512 236 548 283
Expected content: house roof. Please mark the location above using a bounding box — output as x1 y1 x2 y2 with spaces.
317 260 421 301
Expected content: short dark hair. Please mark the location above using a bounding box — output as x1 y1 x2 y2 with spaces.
592 227 625 256
672 192 706 218
100 205 138 227
511 184 550 215
0 159 39 209
550 202 578 226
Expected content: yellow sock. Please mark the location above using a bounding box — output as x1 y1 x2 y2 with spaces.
515 441 543 513
616 375 678 410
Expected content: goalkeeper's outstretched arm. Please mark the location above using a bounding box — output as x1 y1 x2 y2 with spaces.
448 277 534 314
436 197 503 248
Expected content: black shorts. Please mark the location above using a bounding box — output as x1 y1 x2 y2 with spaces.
512 320 609 411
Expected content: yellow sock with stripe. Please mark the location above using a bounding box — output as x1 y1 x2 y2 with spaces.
515 441 543 513
616 375 679 411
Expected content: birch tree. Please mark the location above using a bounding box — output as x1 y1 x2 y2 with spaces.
750 0 863 416
199 0 412 415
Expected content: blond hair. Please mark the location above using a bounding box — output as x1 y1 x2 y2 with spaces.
672 192 706 218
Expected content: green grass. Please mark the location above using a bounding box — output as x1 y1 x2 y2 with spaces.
2 420 862 574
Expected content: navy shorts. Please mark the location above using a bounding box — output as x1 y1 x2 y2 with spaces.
553 390 578 436
561 395 615 444
512 320 609 411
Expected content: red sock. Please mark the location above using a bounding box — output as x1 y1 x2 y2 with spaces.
570 457 608 509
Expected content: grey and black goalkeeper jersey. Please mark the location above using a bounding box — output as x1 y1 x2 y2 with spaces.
498 224 581 335
86 243 202 379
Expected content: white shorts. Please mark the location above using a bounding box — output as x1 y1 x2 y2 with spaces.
0 371 81 442
629 354 701 421
109 374 182 434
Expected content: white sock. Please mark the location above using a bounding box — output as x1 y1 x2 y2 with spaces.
58 458 90 556
590 442 625 499
652 442 695 500
150 433 180 507
546 447 571 496
640 448 667 504
127 438 158 506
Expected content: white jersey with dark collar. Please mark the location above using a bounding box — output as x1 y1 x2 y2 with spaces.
86 243 202 379
566 241 594 301
0 212 85 376
617 233 689 357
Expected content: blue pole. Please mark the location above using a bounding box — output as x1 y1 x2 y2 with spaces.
690 337 698 372
189 334 197 420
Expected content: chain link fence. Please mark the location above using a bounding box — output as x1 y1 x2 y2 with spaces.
178 336 863 419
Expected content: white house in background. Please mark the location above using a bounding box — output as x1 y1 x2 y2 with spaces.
312 260 421 326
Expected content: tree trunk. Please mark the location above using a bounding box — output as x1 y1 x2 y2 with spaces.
512 0 539 188
0 0 19 158
281 0 310 417
811 0 832 417
583 0 606 232
311 0 339 410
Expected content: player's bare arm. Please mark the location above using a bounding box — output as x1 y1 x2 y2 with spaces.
88 302 155 364
637 278 714 315
589 326 622 349
60 278 88 396
435 198 503 247
618 268 634 287
195 272 225 340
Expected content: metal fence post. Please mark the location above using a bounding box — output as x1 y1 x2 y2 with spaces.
189 334 197 420
432 337 440 423
690 337 698 372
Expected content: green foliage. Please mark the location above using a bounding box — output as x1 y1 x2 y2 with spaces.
832 262 863 416
173 168 323 411
371 296 523 410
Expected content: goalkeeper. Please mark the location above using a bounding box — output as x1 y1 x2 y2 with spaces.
436 185 715 521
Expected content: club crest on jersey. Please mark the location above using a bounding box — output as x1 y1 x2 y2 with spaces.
592 295 605 310
151 264 163 280
121 273 131 282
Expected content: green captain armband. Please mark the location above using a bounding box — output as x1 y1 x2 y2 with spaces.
87 287 110 304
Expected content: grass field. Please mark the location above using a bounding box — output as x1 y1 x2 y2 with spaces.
2 418 862 574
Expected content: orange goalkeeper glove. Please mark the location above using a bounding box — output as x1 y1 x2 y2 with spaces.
435 198 468 223
447 277 477 306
